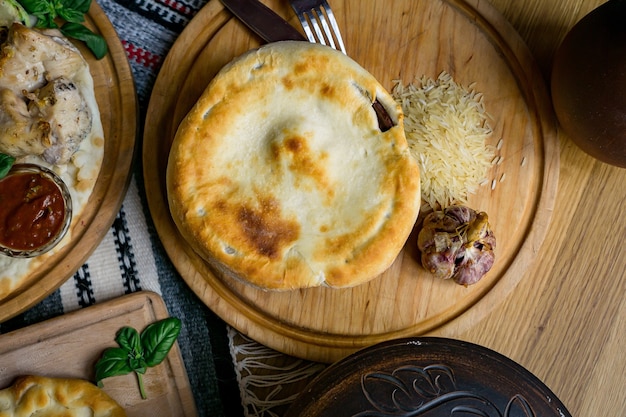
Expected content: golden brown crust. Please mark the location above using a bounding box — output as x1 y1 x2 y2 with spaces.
0 375 126 417
167 41 420 290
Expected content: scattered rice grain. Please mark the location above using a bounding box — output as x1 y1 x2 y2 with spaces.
392 71 494 210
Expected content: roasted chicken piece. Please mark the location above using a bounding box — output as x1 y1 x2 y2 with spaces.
417 205 496 286
0 23 87 94
0 23 92 165
0 77 92 164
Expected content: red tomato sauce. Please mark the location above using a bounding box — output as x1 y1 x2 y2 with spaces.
0 172 67 251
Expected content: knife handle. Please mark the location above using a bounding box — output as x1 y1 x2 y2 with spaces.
221 0 307 43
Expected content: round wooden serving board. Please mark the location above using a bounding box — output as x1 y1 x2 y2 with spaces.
0 4 137 322
143 0 558 363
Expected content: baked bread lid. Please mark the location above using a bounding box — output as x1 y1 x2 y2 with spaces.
167 41 420 290
0 375 126 416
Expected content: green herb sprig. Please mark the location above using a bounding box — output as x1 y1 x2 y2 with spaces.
0 153 15 179
95 317 182 399
17 0 108 59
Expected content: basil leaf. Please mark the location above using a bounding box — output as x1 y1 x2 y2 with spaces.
60 22 108 59
0 154 15 179
116 326 142 354
94 317 181 398
19 0 52 15
140 317 182 367
21 0 58 29
35 13 57 29
58 7 85 23
129 357 147 374
64 0 92 14
94 347 134 383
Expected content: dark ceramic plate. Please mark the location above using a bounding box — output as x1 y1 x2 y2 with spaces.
285 337 572 417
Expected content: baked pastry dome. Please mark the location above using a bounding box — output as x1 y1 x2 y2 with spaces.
0 375 126 416
167 41 420 290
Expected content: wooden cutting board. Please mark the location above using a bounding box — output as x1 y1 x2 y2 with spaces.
0 3 137 321
0 292 197 417
143 0 559 363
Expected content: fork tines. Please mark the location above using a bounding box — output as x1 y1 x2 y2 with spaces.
291 0 347 54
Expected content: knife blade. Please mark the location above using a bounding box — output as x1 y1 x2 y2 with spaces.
220 0 306 43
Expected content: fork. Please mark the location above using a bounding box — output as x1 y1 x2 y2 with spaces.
290 0 347 54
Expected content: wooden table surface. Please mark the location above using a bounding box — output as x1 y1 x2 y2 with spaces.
260 1 624 416
440 1 625 416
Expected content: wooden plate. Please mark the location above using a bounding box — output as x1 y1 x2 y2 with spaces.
0 4 137 321
0 291 197 416
143 0 559 363
284 337 572 417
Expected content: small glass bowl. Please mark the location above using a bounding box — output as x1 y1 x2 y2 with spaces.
0 163 73 258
